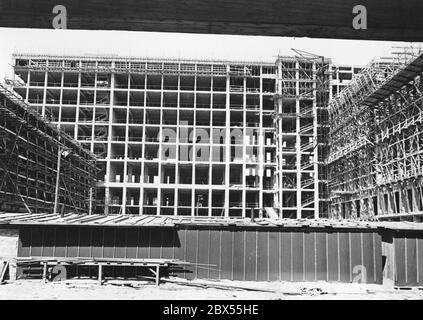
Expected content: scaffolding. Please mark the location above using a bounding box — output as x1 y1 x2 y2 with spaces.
13 53 255 77
0 85 97 214
273 50 331 219
328 47 423 221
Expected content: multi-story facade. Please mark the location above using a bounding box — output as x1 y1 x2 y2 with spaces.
10 53 349 218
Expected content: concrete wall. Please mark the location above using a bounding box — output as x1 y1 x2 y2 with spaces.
0 228 19 280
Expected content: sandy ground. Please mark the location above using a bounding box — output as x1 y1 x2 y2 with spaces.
0 278 423 300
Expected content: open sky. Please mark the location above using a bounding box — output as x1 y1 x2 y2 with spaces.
0 27 421 81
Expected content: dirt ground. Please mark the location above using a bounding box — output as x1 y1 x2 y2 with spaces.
0 278 423 300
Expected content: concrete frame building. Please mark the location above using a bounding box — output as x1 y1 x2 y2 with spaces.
9 53 351 218
330 65 363 97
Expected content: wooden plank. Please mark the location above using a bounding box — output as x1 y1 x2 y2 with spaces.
41 227 55 257
5 213 54 223
350 232 362 282
244 230 256 281
184 229 197 280
394 237 406 286
292 232 304 282
125 228 138 259
72 215 107 224
113 228 127 259
315 232 327 281
120 216 143 225
18 227 31 257
53 227 67 257
30 227 43 257
161 228 174 259
280 232 291 281
42 262 47 283
149 228 162 259
1 0 423 41
362 232 375 283
78 227 91 257
137 228 150 259
0 213 33 222
174 229 186 279
103 215 131 225
91 228 104 258
0 261 9 282
138 216 157 226
338 232 351 282
327 232 339 282
91 215 122 225
232 230 244 281
257 231 269 281
220 230 232 280
98 264 102 285
208 230 220 280
418 238 423 286
374 233 383 284
65 228 79 258
102 228 115 258
303 232 316 281
268 231 279 281
35 215 67 223
406 237 418 286
197 230 210 279
61 214 83 222
63 214 90 223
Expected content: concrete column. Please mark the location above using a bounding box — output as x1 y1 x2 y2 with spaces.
224 65 230 217
295 61 301 219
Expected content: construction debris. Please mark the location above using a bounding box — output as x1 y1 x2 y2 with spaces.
156 278 277 293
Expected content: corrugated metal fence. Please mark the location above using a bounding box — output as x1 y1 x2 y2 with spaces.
18 225 383 284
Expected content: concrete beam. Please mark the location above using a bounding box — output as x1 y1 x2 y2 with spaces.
0 0 422 42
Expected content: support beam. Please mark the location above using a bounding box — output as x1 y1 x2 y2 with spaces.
98 264 102 285
42 262 48 283
0 0 423 41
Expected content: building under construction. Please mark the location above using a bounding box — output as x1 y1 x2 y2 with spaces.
3 50 423 287
10 50 422 222
0 85 97 215
328 48 423 222
10 53 334 218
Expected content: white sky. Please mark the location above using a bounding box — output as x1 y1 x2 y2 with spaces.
0 27 421 81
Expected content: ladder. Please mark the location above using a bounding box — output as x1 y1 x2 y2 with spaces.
301 196 315 208
301 178 315 189
299 124 314 134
